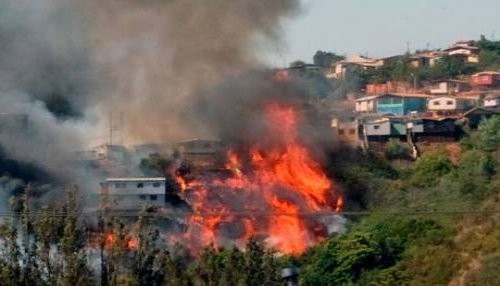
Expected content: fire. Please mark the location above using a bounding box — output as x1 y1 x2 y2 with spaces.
104 233 139 250
174 102 343 254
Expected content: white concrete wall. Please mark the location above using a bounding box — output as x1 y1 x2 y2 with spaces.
484 97 500 107
428 97 457 111
355 100 375 112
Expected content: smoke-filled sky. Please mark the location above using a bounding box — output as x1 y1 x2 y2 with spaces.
0 0 302 190
266 0 500 66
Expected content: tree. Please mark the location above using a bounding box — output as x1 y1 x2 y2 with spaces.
132 207 165 286
313 51 344 67
59 186 93 285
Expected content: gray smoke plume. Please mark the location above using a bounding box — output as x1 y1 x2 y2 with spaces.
84 0 300 143
0 0 101 197
0 0 301 202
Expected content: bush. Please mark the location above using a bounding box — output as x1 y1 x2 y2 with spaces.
409 152 453 187
385 139 412 160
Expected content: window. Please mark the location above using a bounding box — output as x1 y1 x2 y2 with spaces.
446 100 453 105
153 182 161 187
139 195 146 200
433 101 440 105
137 183 144 188
349 129 355 135
150 195 158 201
374 125 380 130
338 129 345 135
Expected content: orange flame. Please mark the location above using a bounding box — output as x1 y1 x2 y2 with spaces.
176 102 343 254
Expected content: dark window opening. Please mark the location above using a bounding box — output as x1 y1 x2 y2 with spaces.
349 129 355 135
139 195 146 200
338 129 345 135
153 182 161 187
150 195 158 201
374 125 380 130
137 183 144 188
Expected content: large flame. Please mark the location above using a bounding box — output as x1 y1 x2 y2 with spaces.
174 102 343 254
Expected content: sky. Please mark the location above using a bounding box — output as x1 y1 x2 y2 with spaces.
265 0 500 66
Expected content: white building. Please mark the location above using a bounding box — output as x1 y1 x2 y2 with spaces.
101 177 167 210
484 94 500 108
355 95 378 113
427 96 475 112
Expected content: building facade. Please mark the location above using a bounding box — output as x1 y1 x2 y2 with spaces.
376 94 428 116
101 177 169 210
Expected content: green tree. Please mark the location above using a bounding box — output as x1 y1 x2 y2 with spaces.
59 186 93 285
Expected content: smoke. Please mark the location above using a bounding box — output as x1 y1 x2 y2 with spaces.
0 0 302 207
0 0 103 195
84 0 301 143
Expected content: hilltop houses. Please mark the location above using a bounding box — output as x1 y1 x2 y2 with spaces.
443 40 479 63
470 71 500 88
355 93 429 116
327 54 383 79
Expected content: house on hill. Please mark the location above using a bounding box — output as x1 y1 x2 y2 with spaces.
427 80 471 95
375 94 429 116
330 112 360 148
327 54 383 79
463 107 500 128
409 117 463 142
409 51 442 68
470 71 500 88
355 95 378 113
355 93 429 116
427 96 476 116
484 94 500 108
443 40 479 63
177 138 225 170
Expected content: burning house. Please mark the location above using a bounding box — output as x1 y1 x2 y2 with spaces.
171 103 344 253
177 138 226 171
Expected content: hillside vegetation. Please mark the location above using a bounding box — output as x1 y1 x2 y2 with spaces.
0 116 498 286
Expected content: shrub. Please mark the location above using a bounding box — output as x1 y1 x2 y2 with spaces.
385 139 412 160
409 152 453 187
